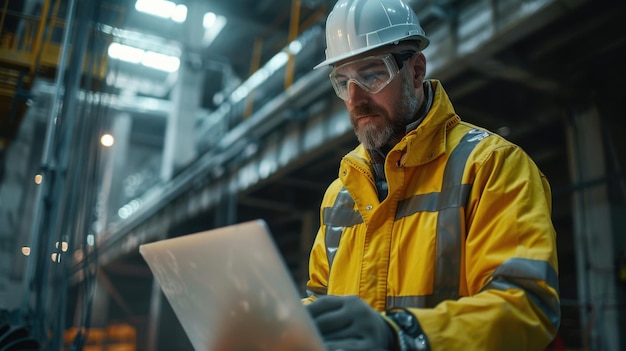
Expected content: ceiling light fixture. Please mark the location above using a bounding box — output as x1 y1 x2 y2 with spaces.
135 0 187 23
107 42 143 64
100 133 115 147
107 42 180 73
202 12 227 46
171 4 188 23
142 51 180 72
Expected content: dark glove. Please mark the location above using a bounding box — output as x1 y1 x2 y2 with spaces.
306 295 395 351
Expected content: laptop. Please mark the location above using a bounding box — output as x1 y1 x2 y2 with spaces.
139 219 325 351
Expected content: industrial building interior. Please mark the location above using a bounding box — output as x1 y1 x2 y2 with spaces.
0 0 624 350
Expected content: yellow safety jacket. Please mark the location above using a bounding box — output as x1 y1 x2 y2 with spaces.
304 80 560 350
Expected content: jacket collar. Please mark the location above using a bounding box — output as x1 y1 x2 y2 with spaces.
400 80 460 167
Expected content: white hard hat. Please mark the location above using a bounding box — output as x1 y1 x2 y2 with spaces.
314 0 430 69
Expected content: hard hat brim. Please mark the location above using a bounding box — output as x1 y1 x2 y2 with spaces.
313 35 429 69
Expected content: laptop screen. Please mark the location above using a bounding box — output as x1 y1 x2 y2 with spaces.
139 219 325 351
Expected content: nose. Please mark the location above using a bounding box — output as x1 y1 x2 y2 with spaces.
346 80 368 105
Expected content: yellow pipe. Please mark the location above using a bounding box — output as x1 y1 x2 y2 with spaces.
244 37 264 120
44 0 62 49
31 0 51 73
284 0 301 90
0 0 9 42
40 0 62 68
299 6 326 33
23 21 32 51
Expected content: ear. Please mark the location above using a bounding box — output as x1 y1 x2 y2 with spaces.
410 52 427 87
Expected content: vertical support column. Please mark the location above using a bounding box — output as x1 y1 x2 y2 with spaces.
160 58 202 180
99 112 131 231
566 107 620 351
160 2 207 181
161 60 204 180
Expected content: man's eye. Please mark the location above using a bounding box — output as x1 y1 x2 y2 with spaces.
362 72 386 82
337 80 348 88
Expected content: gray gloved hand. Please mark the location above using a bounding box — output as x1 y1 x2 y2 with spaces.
306 295 395 351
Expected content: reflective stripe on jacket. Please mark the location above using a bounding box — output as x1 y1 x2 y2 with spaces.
304 80 560 350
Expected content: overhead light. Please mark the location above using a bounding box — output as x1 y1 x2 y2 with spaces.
171 5 188 23
135 0 187 23
108 42 143 64
107 42 180 73
203 12 218 28
99 24 182 58
100 133 114 147
202 12 227 46
142 51 180 72
135 0 174 18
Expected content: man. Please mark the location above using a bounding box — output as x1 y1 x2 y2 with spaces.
303 0 560 350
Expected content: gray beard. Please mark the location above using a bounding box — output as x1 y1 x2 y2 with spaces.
355 75 420 150
357 124 394 150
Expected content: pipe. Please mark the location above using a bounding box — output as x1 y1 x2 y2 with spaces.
284 0 301 89
244 37 263 120
31 0 50 73
20 0 77 329
0 0 9 40
41 0 63 66
45 0 97 347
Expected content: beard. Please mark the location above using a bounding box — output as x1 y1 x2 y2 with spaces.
351 73 420 150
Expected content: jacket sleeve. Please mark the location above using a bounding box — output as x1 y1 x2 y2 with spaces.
409 143 560 350
302 179 342 305
302 226 328 305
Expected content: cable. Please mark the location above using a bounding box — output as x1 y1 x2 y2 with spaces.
70 31 114 350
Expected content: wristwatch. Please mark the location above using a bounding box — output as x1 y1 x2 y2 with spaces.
384 307 431 351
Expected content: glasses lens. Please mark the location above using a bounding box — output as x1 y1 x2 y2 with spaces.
330 55 397 100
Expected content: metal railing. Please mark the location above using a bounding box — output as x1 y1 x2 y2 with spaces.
0 0 108 77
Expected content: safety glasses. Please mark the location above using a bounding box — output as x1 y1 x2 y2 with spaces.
329 50 416 101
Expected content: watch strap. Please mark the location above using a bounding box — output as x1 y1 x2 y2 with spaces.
383 307 431 351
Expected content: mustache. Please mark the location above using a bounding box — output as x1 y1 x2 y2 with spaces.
350 104 383 119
